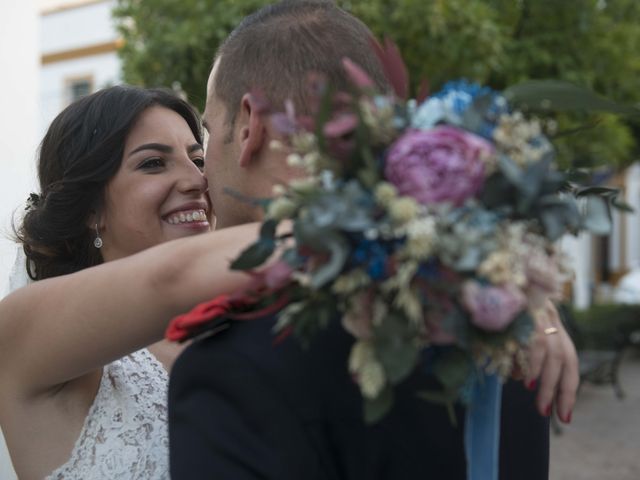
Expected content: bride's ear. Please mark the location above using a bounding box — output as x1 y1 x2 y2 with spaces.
237 93 266 168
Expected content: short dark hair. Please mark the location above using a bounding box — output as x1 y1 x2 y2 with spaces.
17 85 202 280
214 0 388 130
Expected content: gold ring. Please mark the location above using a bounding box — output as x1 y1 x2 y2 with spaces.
544 327 559 335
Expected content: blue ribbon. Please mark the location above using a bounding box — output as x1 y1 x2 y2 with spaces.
464 373 502 480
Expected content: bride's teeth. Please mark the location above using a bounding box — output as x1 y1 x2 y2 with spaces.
167 210 207 224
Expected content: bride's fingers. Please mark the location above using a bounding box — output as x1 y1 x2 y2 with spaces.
524 314 548 389
535 332 563 416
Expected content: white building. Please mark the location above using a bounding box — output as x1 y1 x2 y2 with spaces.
39 0 122 138
1 1 121 477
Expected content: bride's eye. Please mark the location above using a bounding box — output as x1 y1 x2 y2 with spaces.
138 157 165 170
192 157 205 171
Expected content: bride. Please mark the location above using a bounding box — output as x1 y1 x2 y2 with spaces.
0 85 261 479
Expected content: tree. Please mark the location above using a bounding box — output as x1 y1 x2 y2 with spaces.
114 0 640 168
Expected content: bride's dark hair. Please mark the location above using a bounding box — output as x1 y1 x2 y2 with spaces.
17 85 202 280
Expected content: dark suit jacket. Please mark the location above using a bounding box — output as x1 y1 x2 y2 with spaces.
169 315 548 479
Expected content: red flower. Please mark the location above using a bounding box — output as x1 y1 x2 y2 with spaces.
166 294 245 342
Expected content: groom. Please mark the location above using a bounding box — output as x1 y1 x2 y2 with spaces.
169 2 569 478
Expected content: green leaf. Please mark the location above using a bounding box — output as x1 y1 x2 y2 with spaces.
611 197 634 213
364 386 394 424
260 218 278 240
416 389 459 426
230 238 275 270
376 337 419 384
504 80 640 116
432 348 471 392
574 186 620 197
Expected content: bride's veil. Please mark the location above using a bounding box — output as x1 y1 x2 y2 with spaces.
2 246 32 297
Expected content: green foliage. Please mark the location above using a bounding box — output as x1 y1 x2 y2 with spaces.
570 303 640 349
114 0 640 168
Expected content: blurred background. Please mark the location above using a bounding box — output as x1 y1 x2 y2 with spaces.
1 1 639 478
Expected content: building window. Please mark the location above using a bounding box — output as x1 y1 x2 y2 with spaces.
64 75 94 104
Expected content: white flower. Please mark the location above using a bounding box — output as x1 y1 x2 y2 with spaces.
388 196 420 225
349 340 386 399
286 153 304 167
478 249 527 287
289 177 318 194
405 217 437 259
332 269 371 295
375 182 398 207
267 196 297 220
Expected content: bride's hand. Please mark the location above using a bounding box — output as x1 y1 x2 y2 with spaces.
525 301 579 423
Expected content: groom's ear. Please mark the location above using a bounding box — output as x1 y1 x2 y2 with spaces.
237 93 266 168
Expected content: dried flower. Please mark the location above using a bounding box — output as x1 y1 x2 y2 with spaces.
267 196 297 220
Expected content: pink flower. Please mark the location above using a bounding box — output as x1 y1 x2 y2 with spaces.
384 126 492 206
462 281 526 332
261 260 295 290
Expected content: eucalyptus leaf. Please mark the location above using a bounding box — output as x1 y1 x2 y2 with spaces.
516 153 552 211
293 217 331 250
611 197 634 213
310 233 350 288
583 196 611 235
497 155 524 187
479 174 514 209
364 386 394 424
504 80 640 116
509 311 536 345
454 246 483 271
539 209 567 241
574 186 621 197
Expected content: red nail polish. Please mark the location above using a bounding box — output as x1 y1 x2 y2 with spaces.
544 405 552 417
563 410 572 423
526 379 537 391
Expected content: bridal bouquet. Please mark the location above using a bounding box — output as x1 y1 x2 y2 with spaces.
168 42 624 423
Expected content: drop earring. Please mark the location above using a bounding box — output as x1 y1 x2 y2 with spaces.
93 224 103 249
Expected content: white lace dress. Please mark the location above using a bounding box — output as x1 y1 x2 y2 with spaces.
44 349 170 479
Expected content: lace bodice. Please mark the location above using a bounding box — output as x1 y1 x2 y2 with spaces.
45 349 170 480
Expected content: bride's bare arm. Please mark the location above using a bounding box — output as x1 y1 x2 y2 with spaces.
0 223 260 396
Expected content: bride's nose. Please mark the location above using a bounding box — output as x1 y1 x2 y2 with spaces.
177 163 208 195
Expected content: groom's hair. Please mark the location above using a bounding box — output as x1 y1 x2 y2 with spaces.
213 0 389 133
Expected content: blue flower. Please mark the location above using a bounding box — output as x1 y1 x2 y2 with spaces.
410 79 508 139
352 238 393 281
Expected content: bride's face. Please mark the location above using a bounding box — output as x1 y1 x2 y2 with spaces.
99 106 212 261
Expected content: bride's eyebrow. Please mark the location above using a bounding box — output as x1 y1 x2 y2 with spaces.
188 143 204 153
129 143 173 156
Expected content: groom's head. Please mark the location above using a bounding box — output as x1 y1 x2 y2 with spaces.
203 0 388 228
